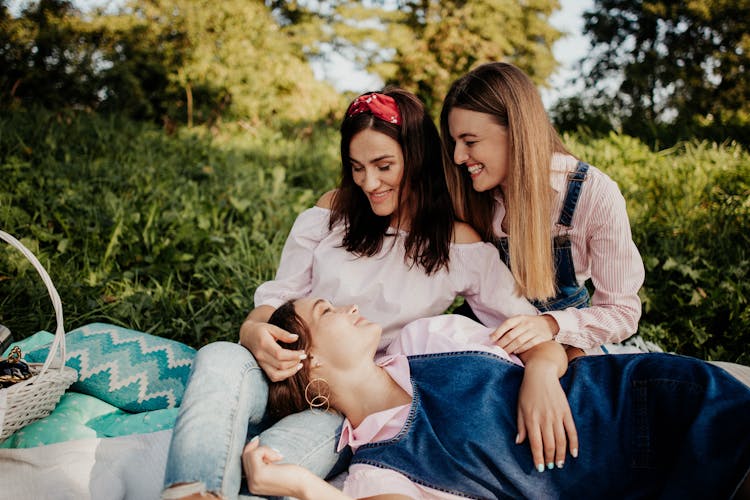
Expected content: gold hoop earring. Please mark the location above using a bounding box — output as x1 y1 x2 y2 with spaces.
304 377 330 413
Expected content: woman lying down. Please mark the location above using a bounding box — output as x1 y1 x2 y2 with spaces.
243 298 750 500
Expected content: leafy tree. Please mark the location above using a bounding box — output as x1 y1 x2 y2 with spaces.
581 0 750 145
382 0 561 113
548 95 616 137
125 0 341 125
88 9 188 121
0 0 103 109
268 0 562 115
1 0 341 124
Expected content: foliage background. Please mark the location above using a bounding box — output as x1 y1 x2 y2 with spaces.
1 0 748 364
552 0 750 148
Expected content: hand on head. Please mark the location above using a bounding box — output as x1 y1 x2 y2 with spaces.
241 319 306 382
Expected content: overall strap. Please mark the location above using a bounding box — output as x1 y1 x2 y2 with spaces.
557 161 590 227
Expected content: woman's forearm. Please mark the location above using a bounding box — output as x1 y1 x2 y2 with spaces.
296 469 354 500
244 440 353 500
249 464 354 500
518 340 568 378
239 305 276 347
245 304 275 323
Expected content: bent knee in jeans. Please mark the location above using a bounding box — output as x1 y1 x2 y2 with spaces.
192 341 259 376
258 409 347 478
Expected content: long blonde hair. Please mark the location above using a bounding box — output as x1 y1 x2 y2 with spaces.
440 62 570 301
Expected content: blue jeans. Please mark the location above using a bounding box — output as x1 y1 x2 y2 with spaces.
162 342 347 500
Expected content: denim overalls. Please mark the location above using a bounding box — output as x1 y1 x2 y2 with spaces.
351 352 750 499
455 162 591 321
497 161 591 312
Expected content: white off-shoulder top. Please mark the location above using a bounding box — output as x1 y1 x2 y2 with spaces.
254 207 536 352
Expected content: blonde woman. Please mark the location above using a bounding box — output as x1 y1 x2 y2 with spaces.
440 62 645 358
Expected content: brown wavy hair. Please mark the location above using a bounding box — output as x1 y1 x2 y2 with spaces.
265 300 318 421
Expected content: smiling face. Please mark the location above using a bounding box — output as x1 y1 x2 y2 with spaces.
349 129 405 223
294 297 382 370
265 298 383 419
447 107 510 192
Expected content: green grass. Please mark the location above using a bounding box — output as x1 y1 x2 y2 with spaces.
1 109 748 364
1 108 339 346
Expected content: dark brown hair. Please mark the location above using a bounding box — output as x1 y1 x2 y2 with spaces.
330 87 455 275
265 301 316 421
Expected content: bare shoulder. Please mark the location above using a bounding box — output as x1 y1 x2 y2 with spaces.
315 189 338 209
452 221 482 243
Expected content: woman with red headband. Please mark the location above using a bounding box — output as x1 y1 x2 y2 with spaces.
162 88 551 500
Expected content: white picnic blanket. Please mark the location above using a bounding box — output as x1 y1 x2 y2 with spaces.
0 429 171 500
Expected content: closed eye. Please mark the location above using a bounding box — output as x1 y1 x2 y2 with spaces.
313 299 334 318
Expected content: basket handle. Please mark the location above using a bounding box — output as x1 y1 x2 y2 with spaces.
0 230 66 379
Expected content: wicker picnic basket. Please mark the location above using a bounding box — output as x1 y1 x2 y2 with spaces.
0 230 78 441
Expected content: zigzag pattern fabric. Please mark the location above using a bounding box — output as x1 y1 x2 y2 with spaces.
26 323 196 413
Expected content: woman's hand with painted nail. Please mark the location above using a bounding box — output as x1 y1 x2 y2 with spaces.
491 314 559 354
240 319 306 382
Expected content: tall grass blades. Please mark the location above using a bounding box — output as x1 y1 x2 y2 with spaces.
1 109 339 347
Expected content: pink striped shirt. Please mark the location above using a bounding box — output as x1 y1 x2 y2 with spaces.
492 154 645 349
338 314 522 499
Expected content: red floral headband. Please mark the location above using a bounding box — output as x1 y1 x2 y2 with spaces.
345 93 402 125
